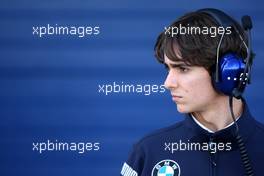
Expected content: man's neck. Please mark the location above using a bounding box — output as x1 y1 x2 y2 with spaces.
192 96 243 132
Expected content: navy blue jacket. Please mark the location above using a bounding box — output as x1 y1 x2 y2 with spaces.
121 101 264 176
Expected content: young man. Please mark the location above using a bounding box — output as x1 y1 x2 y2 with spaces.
121 9 264 176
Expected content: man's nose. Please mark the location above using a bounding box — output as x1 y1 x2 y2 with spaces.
164 71 178 90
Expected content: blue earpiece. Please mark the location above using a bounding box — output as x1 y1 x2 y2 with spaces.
213 53 246 96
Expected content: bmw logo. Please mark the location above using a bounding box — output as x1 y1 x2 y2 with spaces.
152 159 180 176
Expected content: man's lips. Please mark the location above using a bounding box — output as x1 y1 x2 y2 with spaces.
171 95 183 102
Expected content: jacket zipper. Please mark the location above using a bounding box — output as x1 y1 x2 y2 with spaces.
209 137 217 176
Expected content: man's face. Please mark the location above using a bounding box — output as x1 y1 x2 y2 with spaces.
164 54 219 113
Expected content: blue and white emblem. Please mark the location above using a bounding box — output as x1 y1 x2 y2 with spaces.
152 159 180 176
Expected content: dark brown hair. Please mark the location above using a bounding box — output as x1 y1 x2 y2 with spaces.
154 11 248 72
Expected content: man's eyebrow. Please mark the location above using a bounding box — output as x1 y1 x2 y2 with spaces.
164 63 188 67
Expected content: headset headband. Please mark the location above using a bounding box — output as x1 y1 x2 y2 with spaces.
197 8 237 28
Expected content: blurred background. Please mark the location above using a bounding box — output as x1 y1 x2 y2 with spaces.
0 0 263 175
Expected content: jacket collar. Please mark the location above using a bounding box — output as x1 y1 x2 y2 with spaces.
183 98 256 150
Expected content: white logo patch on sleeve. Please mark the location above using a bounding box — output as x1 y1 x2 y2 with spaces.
121 162 138 176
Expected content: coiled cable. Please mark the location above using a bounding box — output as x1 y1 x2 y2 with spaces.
229 96 254 176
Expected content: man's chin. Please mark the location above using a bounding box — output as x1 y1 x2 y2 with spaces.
176 104 191 113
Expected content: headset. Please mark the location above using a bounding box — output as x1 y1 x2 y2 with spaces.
197 8 253 99
197 8 255 176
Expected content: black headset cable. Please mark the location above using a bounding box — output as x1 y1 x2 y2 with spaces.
229 96 254 176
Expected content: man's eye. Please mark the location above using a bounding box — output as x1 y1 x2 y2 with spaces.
179 67 188 72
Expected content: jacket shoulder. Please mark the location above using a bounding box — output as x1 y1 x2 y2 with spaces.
136 120 187 147
254 119 264 132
